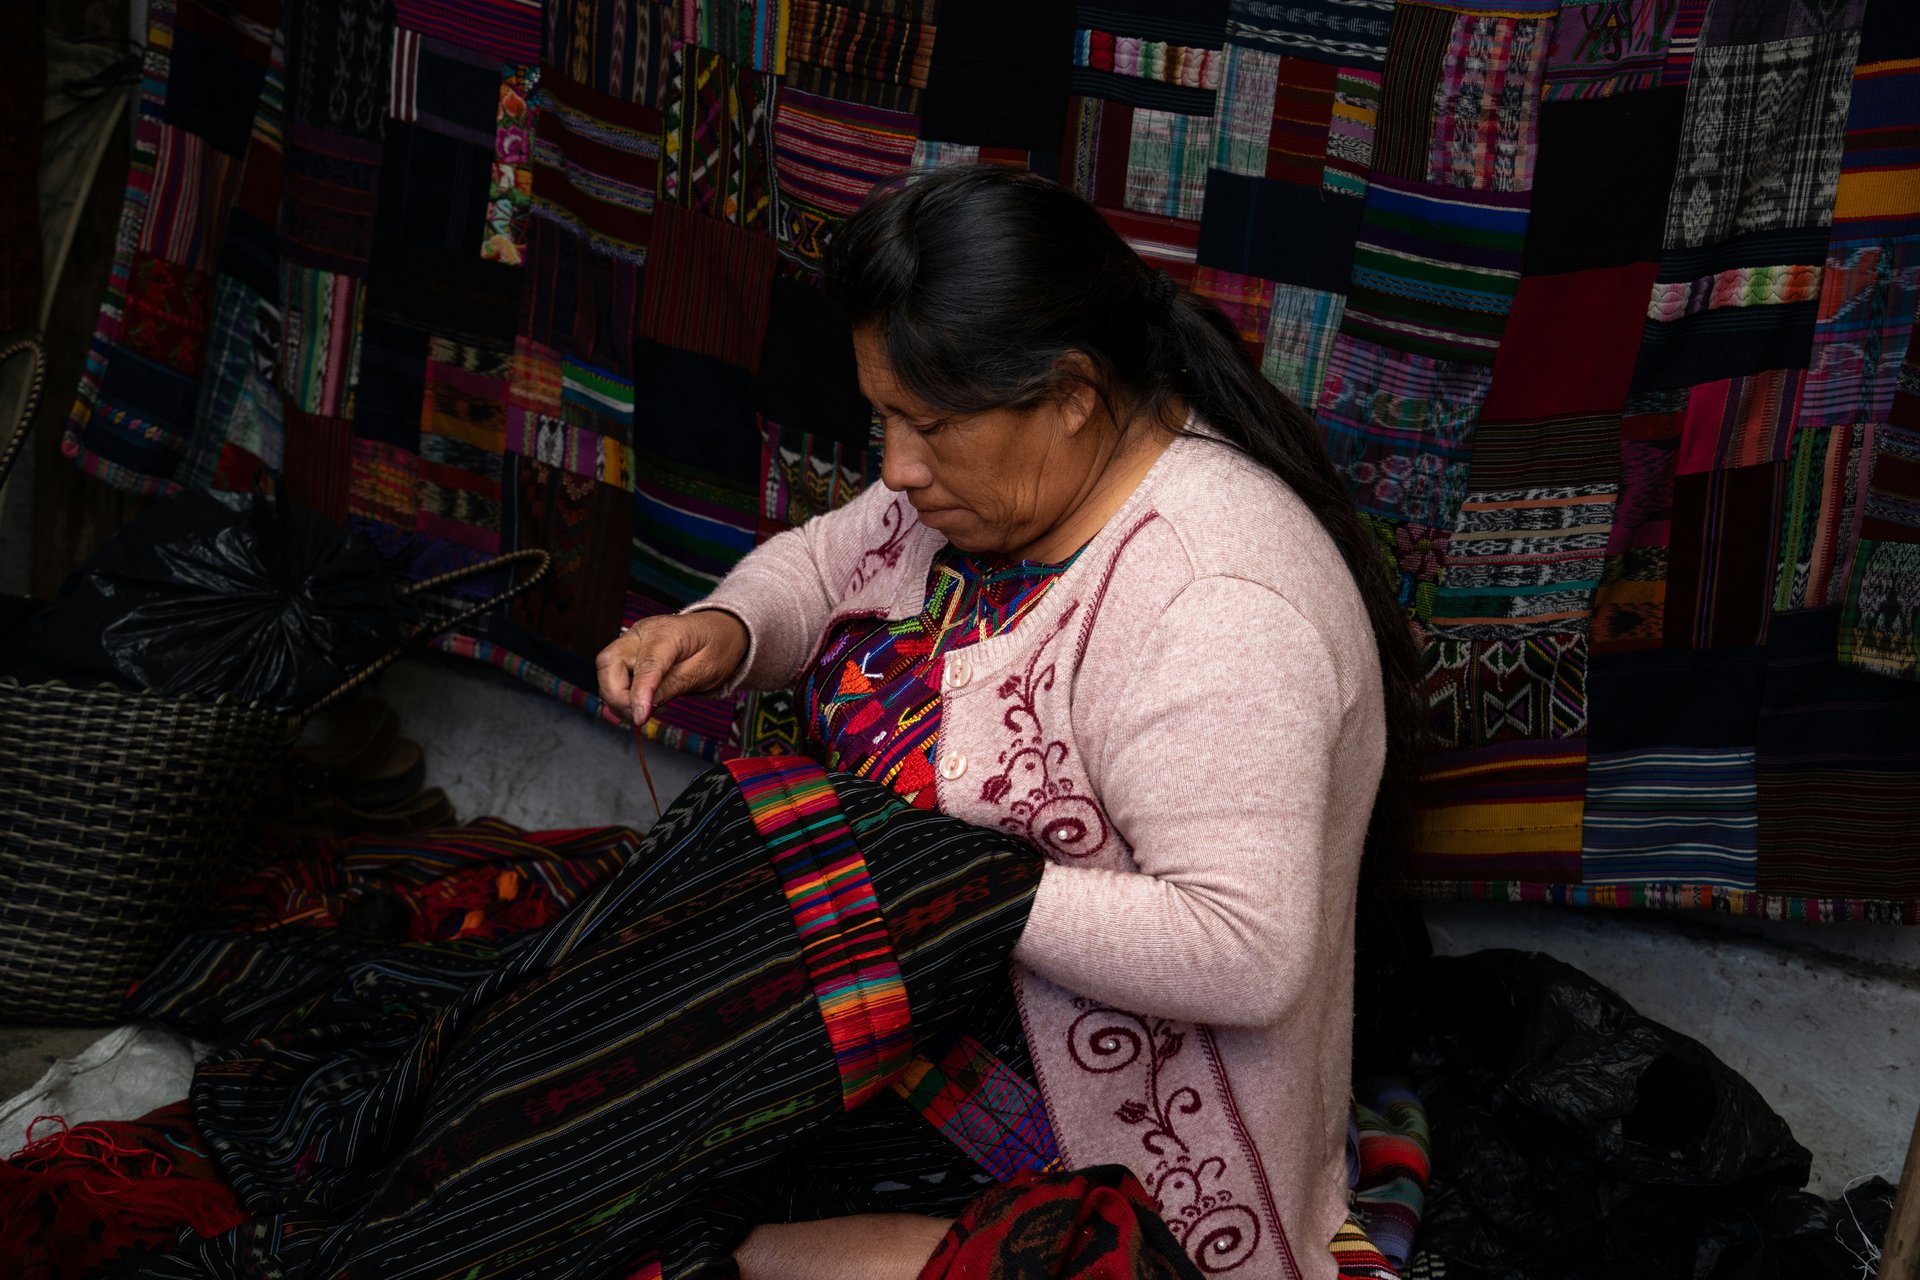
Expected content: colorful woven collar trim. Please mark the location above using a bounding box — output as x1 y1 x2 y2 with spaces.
725 757 913 1110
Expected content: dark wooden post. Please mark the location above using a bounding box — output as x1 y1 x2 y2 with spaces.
1884 1104 1920 1279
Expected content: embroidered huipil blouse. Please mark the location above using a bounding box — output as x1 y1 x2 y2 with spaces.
803 546 1080 806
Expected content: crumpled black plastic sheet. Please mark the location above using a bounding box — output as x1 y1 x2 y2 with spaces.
1406 949 1894 1280
15 487 413 711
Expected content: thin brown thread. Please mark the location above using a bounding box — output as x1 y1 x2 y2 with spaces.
632 722 662 820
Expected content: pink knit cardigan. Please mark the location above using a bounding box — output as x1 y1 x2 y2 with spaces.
694 433 1385 1279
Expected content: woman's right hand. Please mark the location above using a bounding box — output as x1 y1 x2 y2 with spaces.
595 610 750 727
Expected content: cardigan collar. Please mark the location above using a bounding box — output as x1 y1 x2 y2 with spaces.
876 427 1210 642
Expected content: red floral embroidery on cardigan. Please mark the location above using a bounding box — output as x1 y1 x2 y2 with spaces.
843 499 913 594
1067 1001 1261 1273
976 510 1163 860
979 601 1112 860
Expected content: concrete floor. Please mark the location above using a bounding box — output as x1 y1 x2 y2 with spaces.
7 652 1914 1199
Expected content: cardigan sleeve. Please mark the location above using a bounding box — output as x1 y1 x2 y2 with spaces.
1011 574 1365 1028
685 481 905 694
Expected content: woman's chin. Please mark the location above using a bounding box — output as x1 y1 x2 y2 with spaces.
938 527 992 553
917 506 968 535
917 507 1012 555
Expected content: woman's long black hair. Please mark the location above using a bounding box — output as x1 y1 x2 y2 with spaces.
825 164 1424 869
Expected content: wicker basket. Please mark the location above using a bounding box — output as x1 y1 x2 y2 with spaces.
0 336 550 1022
0 683 296 1020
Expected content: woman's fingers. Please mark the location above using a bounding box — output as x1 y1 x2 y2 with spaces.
626 643 680 726
595 613 746 726
595 627 676 724
594 634 640 721
642 615 747 720
618 626 684 726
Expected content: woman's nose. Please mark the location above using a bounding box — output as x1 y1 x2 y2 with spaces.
880 424 933 492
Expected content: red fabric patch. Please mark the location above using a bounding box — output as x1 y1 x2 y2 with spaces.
1665 462 1783 650
283 407 353 524
1100 207 1199 289
636 202 778 374
1268 57 1339 186
1481 264 1658 419
211 442 269 491
978 146 1033 168
916 1166 1203 1280
234 134 284 225
121 251 215 377
1886 320 1920 430
1063 96 1135 209
1676 370 1802 475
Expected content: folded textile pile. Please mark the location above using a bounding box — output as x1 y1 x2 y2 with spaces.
209 813 640 944
264 696 455 836
0 1102 245 1280
121 764 1041 1277
0 814 649 1279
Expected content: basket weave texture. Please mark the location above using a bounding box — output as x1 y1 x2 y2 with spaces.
0 336 546 1022
0 682 293 1021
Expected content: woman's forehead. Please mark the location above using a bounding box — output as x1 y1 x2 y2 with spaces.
852 329 927 414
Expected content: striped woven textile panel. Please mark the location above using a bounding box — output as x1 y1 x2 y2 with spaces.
53 0 1920 918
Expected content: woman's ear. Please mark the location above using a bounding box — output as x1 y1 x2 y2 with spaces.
1053 352 1100 437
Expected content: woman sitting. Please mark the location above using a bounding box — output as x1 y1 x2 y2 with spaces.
599 164 1419 1279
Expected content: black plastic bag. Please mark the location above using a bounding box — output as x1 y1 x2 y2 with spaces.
1409 949 1822 1280
13 487 415 712
1693 1177 1895 1280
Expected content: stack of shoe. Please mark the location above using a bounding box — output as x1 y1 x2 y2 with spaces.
265 698 454 836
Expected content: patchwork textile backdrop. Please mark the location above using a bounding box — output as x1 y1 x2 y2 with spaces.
65 0 1920 921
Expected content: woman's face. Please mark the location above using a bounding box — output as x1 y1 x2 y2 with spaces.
854 328 1094 559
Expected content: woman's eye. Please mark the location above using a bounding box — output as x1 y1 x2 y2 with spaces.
884 412 948 436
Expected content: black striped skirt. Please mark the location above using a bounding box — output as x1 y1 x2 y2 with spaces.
123 760 1041 1280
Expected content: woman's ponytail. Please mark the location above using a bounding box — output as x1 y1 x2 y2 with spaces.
1154 282 1424 869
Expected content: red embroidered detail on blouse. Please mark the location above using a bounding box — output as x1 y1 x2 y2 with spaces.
807 549 1074 809
843 499 914 594
980 601 1112 860
1067 1002 1261 1273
